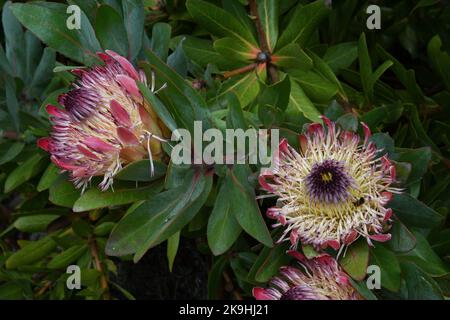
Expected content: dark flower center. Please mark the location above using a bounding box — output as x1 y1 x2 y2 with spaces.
58 88 99 121
256 51 271 63
305 159 354 204
280 286 308 300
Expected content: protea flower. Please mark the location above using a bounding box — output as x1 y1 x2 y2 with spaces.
259 116 400 250
38 50 168 191
253 251 362 300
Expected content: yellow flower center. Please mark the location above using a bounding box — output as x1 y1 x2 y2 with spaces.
320 172 333 183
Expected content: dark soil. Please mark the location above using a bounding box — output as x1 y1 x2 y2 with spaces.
112 239 210 300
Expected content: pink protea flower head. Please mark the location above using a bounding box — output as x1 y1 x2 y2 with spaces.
38 50 169 191
253 251 362 300
259 116 400 250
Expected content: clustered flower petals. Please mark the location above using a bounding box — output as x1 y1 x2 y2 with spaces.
38 50 168 191
259 116 400 250
253 251 362 300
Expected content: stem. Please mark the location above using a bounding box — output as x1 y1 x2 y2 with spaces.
267 64 279 83
2 131 20 140
223 63 258 79
337 95 355 114
36 281 52 297
249 0 278 83
249 0 269 53
89 236 110 299
223 272 243 300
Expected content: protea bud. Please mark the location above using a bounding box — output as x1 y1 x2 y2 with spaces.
253 251 362 300
259 116 400 250
38 50 169 191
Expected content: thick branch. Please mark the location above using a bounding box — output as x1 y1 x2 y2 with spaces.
249 0 269 53
89 237 110 299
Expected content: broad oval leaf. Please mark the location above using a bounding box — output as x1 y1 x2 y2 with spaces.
339 239 369 281
73 181 164 212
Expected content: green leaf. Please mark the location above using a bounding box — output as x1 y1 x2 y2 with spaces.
428 36 450 91
115 160 167 182
214 37 257 63
302 244 320 259
400 231 449 277
286 78 321 122
392 147 432 185
3 1 26 79
186 0 258 48
258 74 291 111
109 281 136 300
122 0 144 60
412 0 440 12
48 245 87 269
358 33 372 101
361 103 403 128
6 235 57 269
167 37 188 77
257 0 279 52
0 142 24 165
371 245 401 292
150 23 171 61
369 133 395 156
37 163 60 192
182 37 237 69
376 45 425 104
339 239 369 281
308 49 346 99
371 60 393 89
4 153 47 193
388 220 417 253
389 193 443 229
248 241 291 283
226 92 247 130
5 76 20 131
290 70 338 103
73 182 164 212
337 113 358 132
106 170 212 261
0 44 13 76
222 0 256 36
272 43 313 70
10 2 101 65
215 67 265 108
0 282 27 300
401 262 444 299
49 178 81 208
29 47 56 97
407 105 440 152
349 279 378 300
143 50 211 133
24 31 43 84
208 256 228 299
95 5 128 57
276 0 329 51
167 231 180 272
14 214 59 233
94 222 116 237
137 81 179 136
207 176 242 256
228 165 273 247
323 42 358 72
